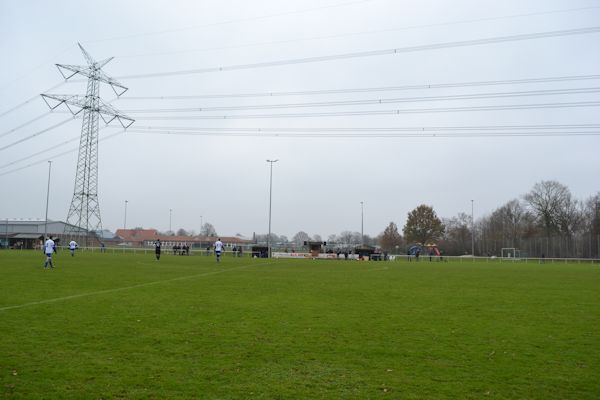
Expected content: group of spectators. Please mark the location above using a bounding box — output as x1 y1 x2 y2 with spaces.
172 243 190 256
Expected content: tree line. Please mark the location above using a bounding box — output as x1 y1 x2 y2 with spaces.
379 180 600 258
262 181 599 258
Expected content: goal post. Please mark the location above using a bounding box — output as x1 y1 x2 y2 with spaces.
501 248 521 259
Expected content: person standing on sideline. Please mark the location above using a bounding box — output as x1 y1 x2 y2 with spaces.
214 238 224 263
43 237 56 269
69 240 78 257
154 239 162 261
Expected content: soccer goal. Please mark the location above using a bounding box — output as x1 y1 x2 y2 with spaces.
501 248 521 259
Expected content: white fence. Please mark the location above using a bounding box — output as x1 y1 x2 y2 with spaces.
5 246 600 264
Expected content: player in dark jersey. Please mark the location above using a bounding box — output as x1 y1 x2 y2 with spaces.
154 239 162 261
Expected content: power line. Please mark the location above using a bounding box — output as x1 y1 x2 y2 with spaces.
114 5 600 60
120 87 600 113
0 46 75 92
0 112 53 139
6 123 593 172
130 101 600 120
0 134 79 170
119 74 600 100
126 128 600 138
0 81 66 120
0 117 76 152
114 26 600 80
0 130 124 177
131 124 600 133
84 0 377 44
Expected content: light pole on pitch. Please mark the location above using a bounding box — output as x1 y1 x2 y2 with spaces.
360 201 364 246
471 199 475 257
266 159 278 258
124 200 128 229
44 161 52 241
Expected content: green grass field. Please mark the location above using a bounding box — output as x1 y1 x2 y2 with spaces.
1 251 598 399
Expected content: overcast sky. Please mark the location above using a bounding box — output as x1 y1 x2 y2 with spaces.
1 0 599 239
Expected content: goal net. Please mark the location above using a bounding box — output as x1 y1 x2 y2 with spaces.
501 248 521 259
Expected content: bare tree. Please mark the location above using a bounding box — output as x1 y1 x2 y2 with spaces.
327 234 338 244
337 231 361 246
255 233 283 244
492 199 532 246
200 223 217 237
556 195 584 237
585 193 600 257
442 213 471 254
292 231 310 246
523 180 571 236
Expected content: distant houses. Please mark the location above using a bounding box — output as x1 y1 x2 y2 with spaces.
115 228 253 249
0 220 253 250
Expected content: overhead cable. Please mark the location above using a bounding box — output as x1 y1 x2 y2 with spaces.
121 87 600 113
130 101 600 120
125 128 600 138
131 124 600 132
0 81 66 119
0 134 80 170
120 74 600 100
84 0 377 44
0 112 53 139
0 117 76 152
115 26 600 80
0 130 124 177
113 5 600 59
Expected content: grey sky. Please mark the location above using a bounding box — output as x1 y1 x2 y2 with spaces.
1 0 599 239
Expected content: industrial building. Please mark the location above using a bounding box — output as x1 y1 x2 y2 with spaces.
0 219 88 249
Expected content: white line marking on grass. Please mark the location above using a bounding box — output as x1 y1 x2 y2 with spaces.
366 266 389 272
0 261 272 312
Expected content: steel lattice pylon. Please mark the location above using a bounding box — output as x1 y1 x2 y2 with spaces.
41 44 134 243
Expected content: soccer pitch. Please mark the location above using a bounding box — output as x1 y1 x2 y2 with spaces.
1 252 598 399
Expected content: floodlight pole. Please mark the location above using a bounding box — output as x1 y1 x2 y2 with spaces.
360 201 364 246
471 199 475 257
169 209 172 233
596 200 600 258
44 161 52 240
123 200 128 229
267 159 278 258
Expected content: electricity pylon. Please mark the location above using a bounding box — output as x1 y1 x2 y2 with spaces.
41 44 134 244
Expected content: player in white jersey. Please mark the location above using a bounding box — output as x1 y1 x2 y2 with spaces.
214 238 224 263
43 237 56 269
69 240 78 257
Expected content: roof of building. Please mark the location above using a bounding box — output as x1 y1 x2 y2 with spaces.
116 229 159 241
115 228 253 244
10 233 44 239
3 219 48 225
2 219 90 234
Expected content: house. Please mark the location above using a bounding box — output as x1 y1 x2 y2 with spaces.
115 228 253 249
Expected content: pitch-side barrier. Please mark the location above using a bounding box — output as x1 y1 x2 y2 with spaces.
17 246 600 264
